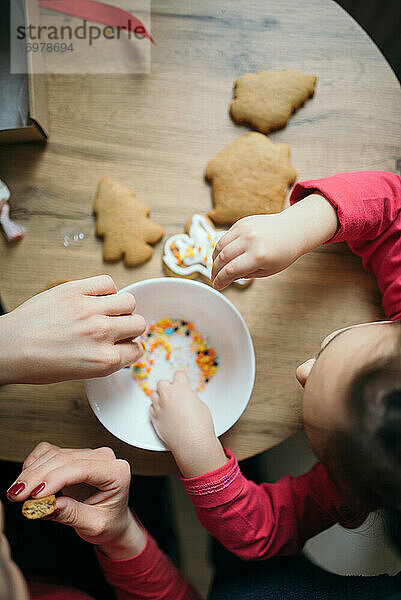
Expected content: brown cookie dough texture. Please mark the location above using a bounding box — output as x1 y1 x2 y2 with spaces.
230 69 317 133
206 132 296 225
94 177 164 267
22 495 56 520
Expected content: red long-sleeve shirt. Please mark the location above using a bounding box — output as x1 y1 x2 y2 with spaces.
30 170 401 599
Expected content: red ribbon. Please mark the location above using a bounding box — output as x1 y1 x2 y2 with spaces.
38 0 155 43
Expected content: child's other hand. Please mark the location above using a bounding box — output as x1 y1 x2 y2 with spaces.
211 213 300 290
211 194 339 290
150 371 227 477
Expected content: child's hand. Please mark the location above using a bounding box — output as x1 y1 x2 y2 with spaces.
150 371 227 477
212 213 300 289
211 194 339 290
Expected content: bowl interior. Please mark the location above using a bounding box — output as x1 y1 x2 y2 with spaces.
85 278 255 450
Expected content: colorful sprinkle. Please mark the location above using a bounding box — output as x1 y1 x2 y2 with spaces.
131 317 219 395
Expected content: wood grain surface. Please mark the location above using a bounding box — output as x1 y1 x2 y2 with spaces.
0 0 399 474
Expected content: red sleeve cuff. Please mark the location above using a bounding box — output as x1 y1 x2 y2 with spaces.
96 529 156 577
290 174 365 243
180 449 244 508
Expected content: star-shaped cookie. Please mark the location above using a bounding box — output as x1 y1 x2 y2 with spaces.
94 177 164 266
206 132 296 225
230 68 317 133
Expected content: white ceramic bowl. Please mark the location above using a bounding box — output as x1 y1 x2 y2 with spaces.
85 277 255 451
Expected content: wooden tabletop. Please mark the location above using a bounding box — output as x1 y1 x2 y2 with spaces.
0 0 400 475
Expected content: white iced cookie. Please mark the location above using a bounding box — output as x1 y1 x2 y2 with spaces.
163 214 252 288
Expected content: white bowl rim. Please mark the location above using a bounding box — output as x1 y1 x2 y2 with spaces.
86 277 256 450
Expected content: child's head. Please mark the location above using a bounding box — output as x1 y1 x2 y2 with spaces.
297 320 401 511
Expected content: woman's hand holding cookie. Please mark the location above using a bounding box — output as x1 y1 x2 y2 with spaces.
0 275 146 384
6 442 146 560
150 371 227 477
211 194 338 290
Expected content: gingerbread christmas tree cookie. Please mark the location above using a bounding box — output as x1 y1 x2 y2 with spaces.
94 178 164 266
230 68 317 133
206 132 296 225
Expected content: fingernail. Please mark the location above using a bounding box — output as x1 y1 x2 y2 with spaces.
31 482 46 497
7 482 26 497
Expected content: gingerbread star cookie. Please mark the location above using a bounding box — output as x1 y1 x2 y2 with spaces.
163 214 252 288
206 132 296 225
230 69 317 133
94 178 164 266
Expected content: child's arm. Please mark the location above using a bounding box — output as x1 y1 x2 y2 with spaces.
211 193 338 290
213 170 401 320
289 171 401 319
150 374 366 561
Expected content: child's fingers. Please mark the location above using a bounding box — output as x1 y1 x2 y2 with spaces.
212 226 240 262
213 254 256 290
156 379 171 396
149 404 156 420
211 239 246 282
150 391 160 408
242 268 269 279
173 370 190 386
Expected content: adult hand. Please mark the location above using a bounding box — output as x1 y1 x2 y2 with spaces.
211 194 338 290
0 275 146 384
6 442 146 560
150 371 227 477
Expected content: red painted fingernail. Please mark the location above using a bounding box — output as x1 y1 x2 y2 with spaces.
7 482 26 497
31 483 46 497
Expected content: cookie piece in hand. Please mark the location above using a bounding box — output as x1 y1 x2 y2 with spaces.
22 495 56 520
230 69 317 133
94 178 164 266
206 132 296 225
163 214 252 288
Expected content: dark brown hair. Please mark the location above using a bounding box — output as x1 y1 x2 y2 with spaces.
323 331 401 549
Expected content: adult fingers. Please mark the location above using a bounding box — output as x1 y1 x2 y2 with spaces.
23 444 115 472
110 314 146 342
8 458 128 503
212 226 240 262
116 341 144 369
211 239 245 282
23 441 59 470
72 275 117 297
45 495 95 531
16 448 116 494
213 254 256 290
96 292 136 316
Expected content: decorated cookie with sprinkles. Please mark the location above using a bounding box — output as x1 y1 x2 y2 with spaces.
163 214 252 288
132 318 219 396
